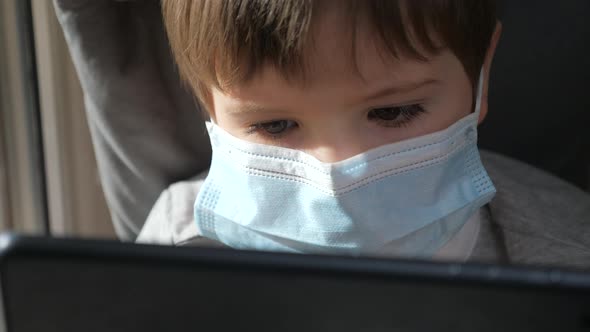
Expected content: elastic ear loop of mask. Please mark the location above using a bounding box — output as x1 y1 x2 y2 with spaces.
472 68 485 116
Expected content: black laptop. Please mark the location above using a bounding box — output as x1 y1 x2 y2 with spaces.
0 233 588 332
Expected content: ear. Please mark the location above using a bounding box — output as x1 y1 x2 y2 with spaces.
478 21 503 124
200 88 216 122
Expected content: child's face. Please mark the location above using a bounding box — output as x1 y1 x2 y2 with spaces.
210 9 494 163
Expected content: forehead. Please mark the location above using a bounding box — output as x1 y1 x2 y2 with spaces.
224 7 451 100
306 6 433 85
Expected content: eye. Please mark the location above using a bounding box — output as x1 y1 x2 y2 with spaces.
367 104 426 128
247 120 298 139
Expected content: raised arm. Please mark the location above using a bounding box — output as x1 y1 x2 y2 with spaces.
53 0 211 240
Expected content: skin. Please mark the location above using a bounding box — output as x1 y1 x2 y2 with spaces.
210 8 501 163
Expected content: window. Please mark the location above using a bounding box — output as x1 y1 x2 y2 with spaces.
0 0 113 238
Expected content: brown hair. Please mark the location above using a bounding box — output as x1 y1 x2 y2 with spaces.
162 0 496 108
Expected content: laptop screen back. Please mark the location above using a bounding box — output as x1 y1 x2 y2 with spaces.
1 236 589 332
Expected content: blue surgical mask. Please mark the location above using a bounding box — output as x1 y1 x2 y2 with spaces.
194 74 495 258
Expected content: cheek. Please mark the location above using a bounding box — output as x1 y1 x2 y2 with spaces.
416 85 473 136
209 90 245 135
438 94 472 128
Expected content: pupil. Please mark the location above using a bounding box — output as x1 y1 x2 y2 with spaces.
266 121 287 134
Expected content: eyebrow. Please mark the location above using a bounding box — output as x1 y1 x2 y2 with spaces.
227 102 288 115
227 79 440 115
361 79 440 102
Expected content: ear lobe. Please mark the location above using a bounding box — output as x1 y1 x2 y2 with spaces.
479 21 503 124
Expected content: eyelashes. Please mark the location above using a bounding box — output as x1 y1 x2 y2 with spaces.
246 120 298 140
367 104 426 128
246 104 427 140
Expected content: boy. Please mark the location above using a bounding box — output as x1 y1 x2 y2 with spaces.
138 0 590 268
